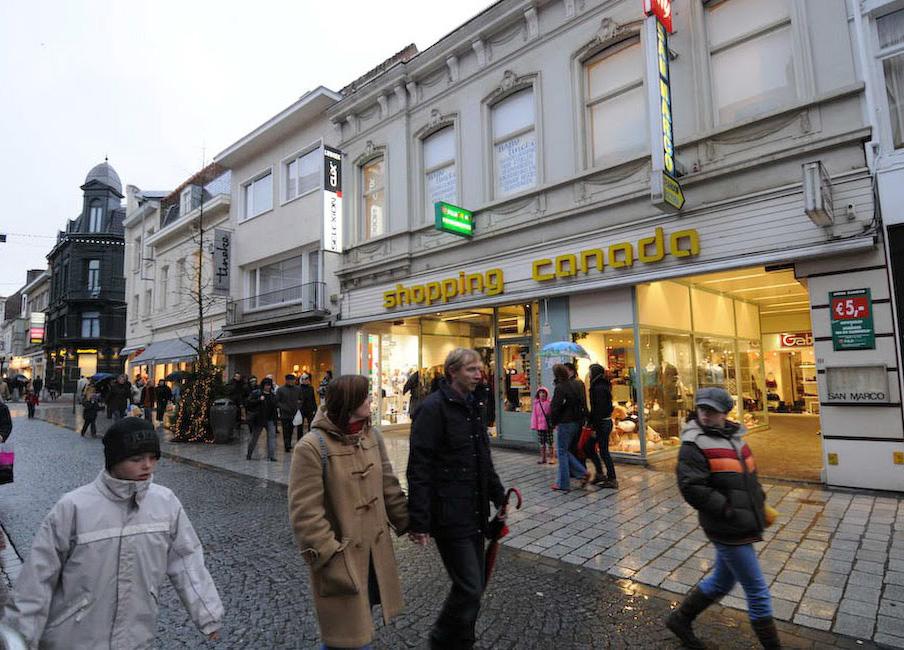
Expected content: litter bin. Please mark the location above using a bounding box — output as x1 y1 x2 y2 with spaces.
210 398 237 444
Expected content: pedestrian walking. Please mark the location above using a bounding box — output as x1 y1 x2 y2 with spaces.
318 370 333 402
277 373 302 452
106 374 131 421
155 379 172 423
530 386 555 464
228 372 248 432
81 394 101 437
24 389 39 419
32 376 43 401
298 373 318 434
76 375 88 402
587 363 617 488
666 387 780 649
407 348 506 650
549 363 590 491
289 374 409 650
246 377 279 461
48 378 60 401
140 379 156 423
2 417 223 648
0 379 9 402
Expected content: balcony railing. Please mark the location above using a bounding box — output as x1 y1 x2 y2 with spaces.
226 282 327 327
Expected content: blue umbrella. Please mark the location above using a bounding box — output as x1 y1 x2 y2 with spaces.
90 372 116 383
539 341 590 359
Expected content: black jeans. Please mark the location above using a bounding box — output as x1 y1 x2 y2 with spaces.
281 418 296 451
431 534 485 649
26 403 35 418
594 419 616 480
81 417 97 436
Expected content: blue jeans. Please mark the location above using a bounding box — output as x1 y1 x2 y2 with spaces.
699 542 773 621
555 422 587 489
247 421 277 459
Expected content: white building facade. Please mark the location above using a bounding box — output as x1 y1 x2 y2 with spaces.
326 0 902 491
122 166 231 381
214 87 343 385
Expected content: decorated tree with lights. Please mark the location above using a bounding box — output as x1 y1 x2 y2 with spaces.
166 163 228 443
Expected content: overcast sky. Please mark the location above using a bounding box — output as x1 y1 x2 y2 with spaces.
0 0 494 294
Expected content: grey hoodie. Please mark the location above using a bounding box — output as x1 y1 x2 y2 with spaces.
3 471 223 649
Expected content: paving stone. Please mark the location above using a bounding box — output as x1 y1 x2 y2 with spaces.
797 598 838 620
855 559 886 575
771 597 797 622
785 558 820 573
845 584 881 604
813 571 848 588
805 583 843 603
771 581 806 602
877 614 904 638
880 600 904 620
833 613 876 639
793 613 833 631
776 569 812 587
848 570 885 589
838 597 879 619
886 571 904 586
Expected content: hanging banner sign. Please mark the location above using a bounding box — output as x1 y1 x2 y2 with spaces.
29 312 45 344
322 146 343 253
829 288 875 351
644 9 684 212
212 229 231 296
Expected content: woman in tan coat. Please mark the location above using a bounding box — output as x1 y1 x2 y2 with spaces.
289 374 409 649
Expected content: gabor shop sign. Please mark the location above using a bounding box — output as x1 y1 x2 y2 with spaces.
382 226 699 309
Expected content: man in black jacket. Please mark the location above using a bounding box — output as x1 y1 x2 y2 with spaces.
276 374 301 452
407 348 505 650
667 387 779 649
107 375 132 421
297 373 317 433
245 377 279 461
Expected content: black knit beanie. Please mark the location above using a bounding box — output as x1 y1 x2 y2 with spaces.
103 417 161 470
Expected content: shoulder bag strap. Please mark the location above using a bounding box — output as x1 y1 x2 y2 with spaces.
315 431 328 482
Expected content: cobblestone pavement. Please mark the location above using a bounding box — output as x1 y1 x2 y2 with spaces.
13 402 902 648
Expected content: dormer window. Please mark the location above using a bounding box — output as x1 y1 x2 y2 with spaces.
180 186 201 215
88 202 103 232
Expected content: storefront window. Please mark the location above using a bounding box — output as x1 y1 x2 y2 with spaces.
738 339 767 428
694 335 739 419
639 331 693 453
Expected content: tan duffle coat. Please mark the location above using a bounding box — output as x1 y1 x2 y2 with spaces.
288 409 409 648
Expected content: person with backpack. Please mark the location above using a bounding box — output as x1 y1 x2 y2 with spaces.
288 374 409 650
549 363 590 491
666 387 780 649
587 363 617 488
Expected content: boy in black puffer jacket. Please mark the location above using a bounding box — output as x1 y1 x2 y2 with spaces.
666 387 780 650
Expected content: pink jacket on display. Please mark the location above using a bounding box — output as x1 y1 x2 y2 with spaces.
530 387 552 431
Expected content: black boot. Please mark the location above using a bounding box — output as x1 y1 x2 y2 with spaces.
751 617 781 649
665 586 717 649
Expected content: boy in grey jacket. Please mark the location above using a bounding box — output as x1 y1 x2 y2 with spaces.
3 417 223 649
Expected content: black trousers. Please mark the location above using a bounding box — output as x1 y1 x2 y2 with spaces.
594 419 616 480
281 418 296 451
431 534 485 650
26 403 35 418
81 417 97 436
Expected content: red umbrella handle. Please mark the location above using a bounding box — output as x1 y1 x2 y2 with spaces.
505 487 522 510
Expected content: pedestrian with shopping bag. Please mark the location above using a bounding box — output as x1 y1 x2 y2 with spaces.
407 348 506 650
298 373 318 434
549 363 590 491
666 387 780 649
277 374 302 452
288 374 409 650
3 417 223 648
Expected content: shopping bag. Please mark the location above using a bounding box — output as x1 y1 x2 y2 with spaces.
575 426 594 461
0 442 14 485
292 409 304 427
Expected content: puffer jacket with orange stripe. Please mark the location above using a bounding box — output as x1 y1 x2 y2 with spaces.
676 417 766 545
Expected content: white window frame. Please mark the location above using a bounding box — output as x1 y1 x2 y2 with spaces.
133 237 142 270
131 294 139 322
175 259 185 305
360 156 386 241
240 168 274 222
421 125 459 223
702 0 798 128
282 143 322 205
583 36 648 168
874 6 904 154
244 248 320 311
159 265 169 309
143 289 152 317
81 311 100 338
488 84 540 200
180 187 194 215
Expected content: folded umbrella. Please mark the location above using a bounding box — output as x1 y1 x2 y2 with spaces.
485 487 523 584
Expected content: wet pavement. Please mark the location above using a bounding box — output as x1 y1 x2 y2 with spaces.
10 400 904 648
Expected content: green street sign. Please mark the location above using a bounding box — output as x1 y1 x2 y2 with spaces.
830 288 875 351
434 201 474 238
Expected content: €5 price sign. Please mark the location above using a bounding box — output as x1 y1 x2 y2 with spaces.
829 288 875 351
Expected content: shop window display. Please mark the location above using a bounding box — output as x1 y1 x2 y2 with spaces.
737 340 766 428
694 335 739 419
638 331 694 452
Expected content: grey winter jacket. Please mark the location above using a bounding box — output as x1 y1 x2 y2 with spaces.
3 471 223 649
276 384 302 419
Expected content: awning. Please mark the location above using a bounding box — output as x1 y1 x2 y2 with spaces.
120 342 147 355
131 337 199 364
